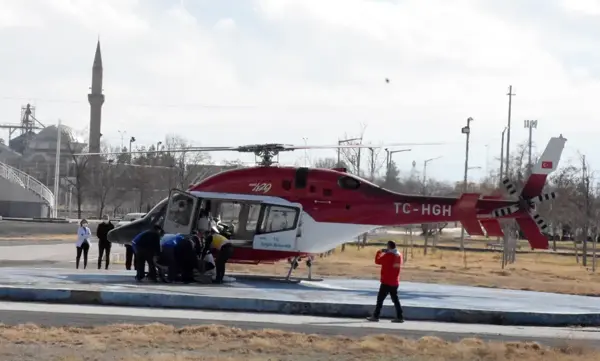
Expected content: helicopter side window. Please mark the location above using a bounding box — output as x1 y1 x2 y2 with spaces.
338 176 361 190
217 201 242 231
167 196 194 227
258 205 299 234
246 204 261 232
147 198 168 225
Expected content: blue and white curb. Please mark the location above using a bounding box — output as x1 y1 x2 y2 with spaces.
0 285 599 327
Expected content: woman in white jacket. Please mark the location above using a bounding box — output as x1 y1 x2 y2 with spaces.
76 219 92 269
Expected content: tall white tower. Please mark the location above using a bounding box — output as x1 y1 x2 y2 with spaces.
88 40 104 155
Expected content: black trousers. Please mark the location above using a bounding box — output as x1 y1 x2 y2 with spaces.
125 245 135 270
76 241 90 269
134 248 157 281
98 241 112 269
215 243 234 283
372 283 403 319
175 241 197 283
160 246 178 281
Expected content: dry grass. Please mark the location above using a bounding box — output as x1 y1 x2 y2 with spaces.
229 244 600 296
0 323 596 361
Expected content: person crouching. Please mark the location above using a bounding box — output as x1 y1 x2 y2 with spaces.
203 226 233 284
174 234 200 284
158 233 182 282
131 225 164 282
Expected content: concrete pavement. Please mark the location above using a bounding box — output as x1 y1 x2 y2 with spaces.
0 242 129 267
0 267 599 326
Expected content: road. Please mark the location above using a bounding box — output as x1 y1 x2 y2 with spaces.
0 301 599 347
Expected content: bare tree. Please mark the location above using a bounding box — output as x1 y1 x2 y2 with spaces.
365 145 385 181
126 145 159 212
313 157 338 169
63 127 90 219
88 144 127 217
338 123 367 176
222 159 246 168
160 134 212 189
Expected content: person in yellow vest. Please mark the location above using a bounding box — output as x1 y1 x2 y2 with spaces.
203 226 233 284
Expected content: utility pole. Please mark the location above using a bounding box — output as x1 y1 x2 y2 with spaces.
357 135 364 177
582 155 590 267
459 117 473 252
368 148 376 180
499 127 507 185
524 120 538 177
505 86 516 177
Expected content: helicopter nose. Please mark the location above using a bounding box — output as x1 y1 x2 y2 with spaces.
107 221 150 245
107 228 120 243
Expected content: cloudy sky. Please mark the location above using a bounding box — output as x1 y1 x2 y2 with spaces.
1 0 599 182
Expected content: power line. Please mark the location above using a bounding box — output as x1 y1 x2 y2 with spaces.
0 96 256 109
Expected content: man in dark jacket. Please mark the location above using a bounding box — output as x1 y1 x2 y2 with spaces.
96 215 115 270
367 241 404 323
131 225 164 282
174 234 202 283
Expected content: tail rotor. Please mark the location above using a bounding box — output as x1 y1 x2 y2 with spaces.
483 135 566 249
489 177 556 233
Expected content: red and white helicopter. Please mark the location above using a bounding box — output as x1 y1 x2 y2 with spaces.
88 136 566 280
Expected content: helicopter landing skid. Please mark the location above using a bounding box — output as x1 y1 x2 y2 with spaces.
283 255 321 282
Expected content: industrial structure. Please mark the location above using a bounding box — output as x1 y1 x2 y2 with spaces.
0 104 54 218
0 40 104 218
0 40 232 218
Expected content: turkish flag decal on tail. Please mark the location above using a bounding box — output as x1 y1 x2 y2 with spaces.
541 161 553 169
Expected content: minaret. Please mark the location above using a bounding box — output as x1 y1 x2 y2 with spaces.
88 40 104 155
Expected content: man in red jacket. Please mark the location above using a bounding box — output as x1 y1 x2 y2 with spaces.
367 241 404 323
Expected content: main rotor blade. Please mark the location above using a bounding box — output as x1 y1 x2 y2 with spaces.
286 142 449 150
72 146 237 156
72 141 451 157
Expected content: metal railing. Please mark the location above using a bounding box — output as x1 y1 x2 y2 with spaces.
0 160 55 213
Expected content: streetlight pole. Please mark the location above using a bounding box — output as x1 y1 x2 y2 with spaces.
52 120 62 218
388 149 411 170
467 166 482 187
302 137 308 166
118 130 126 150
384 148 390 175
506 86 516 177
499 127 507 185
524 119 538 178
129 136 136 164
422 156 443 194
459 117 474 251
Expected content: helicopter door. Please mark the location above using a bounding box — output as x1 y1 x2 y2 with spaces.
253 203 303 252
162 189 200 235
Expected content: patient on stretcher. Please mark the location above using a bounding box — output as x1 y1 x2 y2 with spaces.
156 233 216 283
